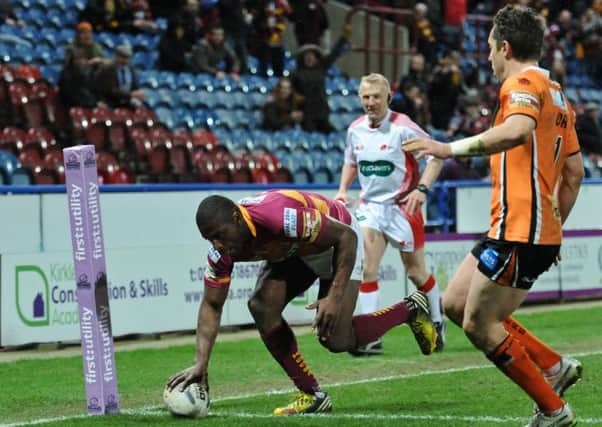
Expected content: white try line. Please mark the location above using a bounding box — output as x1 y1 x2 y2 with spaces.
3 349 602 427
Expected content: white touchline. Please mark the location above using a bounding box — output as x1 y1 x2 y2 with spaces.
2 349 601 427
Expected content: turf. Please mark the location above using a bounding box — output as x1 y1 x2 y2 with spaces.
1 306 601 426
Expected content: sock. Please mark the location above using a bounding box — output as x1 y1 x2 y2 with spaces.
352 301 411 346
261 321 319 394
487 335 564 413
503 317 561 371
417 275 442 323
359 281 379 314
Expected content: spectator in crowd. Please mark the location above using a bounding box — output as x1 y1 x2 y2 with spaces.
81 0 136 33
249 0 292 77
190 27 240 79
390 83 432 130
130 0 160 33
290 25 351 133
576 102 602 162
159 17 192 73
398 53 429 94
290 0 329 47
172 0 206 46
438 157 489 181
64 21 107 66
58 48 99 110
0 0 25 26
445 92 488 139
261 78 305 130
95 44 145 108
428 50 463 130
409 3 438 67
219 0 250 74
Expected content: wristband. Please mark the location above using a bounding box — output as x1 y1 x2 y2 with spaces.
416 184 429 195
450 135 486 156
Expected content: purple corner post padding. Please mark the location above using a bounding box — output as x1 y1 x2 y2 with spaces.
64 145 120 415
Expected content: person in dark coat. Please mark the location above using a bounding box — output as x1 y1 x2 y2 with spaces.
58 48 99 109
290 26 350 133
95 44 145 108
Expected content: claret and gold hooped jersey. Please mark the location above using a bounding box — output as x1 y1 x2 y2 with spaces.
344 110 429 204
488 66 580 245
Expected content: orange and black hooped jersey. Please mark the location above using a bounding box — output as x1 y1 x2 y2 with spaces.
488 66 580 245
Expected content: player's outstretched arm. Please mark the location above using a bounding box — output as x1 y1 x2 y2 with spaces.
312 218 358 340
403 114 536 158
167 285 228 391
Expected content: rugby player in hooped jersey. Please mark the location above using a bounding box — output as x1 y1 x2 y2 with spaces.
335 73 446 356
167 189 438 415
403 5 584 426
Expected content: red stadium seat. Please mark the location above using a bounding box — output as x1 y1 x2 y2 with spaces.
0 65 15 107
31 166 59 185
150 126 173 147
18 149 43 169
0 126 27 155
172 129 193 150
26 127 56 151
129 127 152 162
272 167 293 183
211 166 232 183
43 150 65 184
96 151 118 174
170 144 191 176
191 130 217 149
14 65 42 84
133 107 158 128
148 143 171 175
251 167 273 184
85 107 112 151
43 89 68 130
69 107 91 140
106 165 135 184
231 166 253 183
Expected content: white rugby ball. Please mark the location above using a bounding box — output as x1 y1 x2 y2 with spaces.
163 382 210 418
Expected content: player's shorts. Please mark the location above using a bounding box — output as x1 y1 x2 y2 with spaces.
354 200 424 252
471 238 560 290
300 212 363 281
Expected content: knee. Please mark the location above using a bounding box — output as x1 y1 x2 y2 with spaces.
462 314 487 349
247 296 265 322
442 293 464 326
320 337 349 354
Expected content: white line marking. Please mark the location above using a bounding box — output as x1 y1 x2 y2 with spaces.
2 349 601 427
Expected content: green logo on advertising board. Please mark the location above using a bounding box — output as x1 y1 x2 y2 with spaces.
15 264 81 327
15 265 50 327
359 160 395 177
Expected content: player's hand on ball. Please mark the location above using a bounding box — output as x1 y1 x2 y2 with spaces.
167 363 205 392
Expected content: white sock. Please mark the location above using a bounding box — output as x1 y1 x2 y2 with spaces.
418 277 442 323
359 283 380 314
426 286 443 323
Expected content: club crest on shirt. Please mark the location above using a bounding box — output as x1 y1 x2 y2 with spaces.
301 210 322 242
509 91 540 112
283 207 298 238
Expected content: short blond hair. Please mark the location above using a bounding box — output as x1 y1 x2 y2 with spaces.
359 73 391 95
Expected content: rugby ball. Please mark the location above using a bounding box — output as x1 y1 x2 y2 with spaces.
163 382 210 418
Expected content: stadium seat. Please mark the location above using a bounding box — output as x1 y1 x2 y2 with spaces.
128 127 152 162
10 166 33 185
148 144 175 182
231 166 253 183
43 150 65 184
1 126 27 154
106 165 135 184
133 108 158 128
150 126 173 147
251 167 272 184
95 151 118 174
271 167 293 183
172 129 194 149
31 165 59 185
69 107 90 140
292 166 312 184
0 150 22 183
85 107 112 151
170 145 194 180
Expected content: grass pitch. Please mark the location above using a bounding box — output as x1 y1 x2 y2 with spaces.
1 305 601 426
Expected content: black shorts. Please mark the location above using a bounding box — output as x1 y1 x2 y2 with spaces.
471 238 560 290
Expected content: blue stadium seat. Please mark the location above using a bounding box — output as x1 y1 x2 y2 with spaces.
176 73 196 90
155 107 175 129
313 166 332 184
292 166 312 184
0 150 22 184
173 108 196 130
